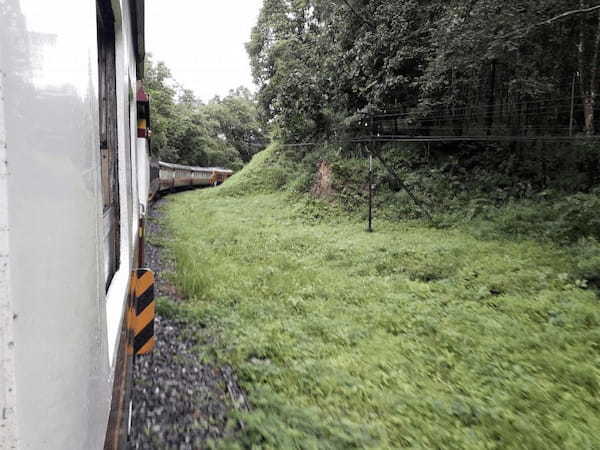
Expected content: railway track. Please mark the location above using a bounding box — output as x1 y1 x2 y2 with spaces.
130 200 247 449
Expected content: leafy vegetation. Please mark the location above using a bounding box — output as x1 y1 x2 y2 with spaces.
158 146 600 449
241 0 600 266
248 0 600 140
146 2 600 445
145 56 265 169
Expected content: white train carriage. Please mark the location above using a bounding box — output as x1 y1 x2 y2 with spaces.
0 1 154 449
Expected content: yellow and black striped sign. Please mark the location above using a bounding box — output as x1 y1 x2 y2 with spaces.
134 269 156 355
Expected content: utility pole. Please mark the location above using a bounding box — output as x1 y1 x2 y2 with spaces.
570 72 576 136
368 151 373 233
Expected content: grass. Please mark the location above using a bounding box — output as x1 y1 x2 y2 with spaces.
158 148 600 449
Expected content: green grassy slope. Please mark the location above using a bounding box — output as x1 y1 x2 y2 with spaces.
160 146 600 449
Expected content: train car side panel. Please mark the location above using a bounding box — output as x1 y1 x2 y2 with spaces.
1 1 112 448
149 161 160 199
0 39 17 447
156 164 234 191
0 0 148 448
136 137 150 212
159 164 173 191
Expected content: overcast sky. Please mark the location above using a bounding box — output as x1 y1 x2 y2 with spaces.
146 0 263 103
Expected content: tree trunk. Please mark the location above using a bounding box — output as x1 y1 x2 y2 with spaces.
578 3 600 135
583 96 595 134
588 10 600 135
486 59 497 135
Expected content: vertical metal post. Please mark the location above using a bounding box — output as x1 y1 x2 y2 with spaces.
138 216 145 266
368 152 373 233
570 72 576 137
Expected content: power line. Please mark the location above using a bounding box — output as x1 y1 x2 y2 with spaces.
367 97 587 119
375 112 580 130
500 4 600 40
351 135 600 143
264 134 600 148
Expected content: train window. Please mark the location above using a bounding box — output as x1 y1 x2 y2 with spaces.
97 0 120 288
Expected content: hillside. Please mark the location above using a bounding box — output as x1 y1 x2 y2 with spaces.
138 0 600 446
226 142 600 249
151 145 600 448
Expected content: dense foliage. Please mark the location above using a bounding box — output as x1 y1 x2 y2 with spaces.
138 4 600 447
244 1 600 242
157 149 600 448
248 0 600 140
145 56 265 169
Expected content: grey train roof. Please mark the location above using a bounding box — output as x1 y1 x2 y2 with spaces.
158 161 233 174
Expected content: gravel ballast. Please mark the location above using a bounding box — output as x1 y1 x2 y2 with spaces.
130 198 246 449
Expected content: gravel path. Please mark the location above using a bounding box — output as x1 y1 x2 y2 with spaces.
130 198 247 449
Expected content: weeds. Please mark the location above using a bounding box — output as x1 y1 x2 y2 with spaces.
160 148 600 448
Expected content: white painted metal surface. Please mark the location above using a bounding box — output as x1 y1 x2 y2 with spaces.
0 43 18 450
137 137 150 213
0 0 148 448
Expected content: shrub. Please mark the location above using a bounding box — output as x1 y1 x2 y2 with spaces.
570 237 600 287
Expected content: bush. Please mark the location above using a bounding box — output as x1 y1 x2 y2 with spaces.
570 237 600 287
550 193 600 242
221 142 600 247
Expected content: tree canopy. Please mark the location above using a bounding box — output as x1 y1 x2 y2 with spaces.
247 0 600 141
145 56 266 169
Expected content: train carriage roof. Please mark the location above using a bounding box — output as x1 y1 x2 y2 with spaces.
158 161 233 174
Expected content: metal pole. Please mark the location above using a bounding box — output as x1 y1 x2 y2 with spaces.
570 72 576 137
368 152 373 233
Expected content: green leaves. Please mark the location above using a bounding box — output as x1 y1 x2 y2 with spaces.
249 0 594 140
145 57 264 169
162 166 600 448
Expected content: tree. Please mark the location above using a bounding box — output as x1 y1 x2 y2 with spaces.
206 87 266 162
145 56 264 170
145 55 176 154
576 1 600 134
248 0 600 140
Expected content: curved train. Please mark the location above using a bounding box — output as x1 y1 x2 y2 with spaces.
0 1 231 449
154 162 232 195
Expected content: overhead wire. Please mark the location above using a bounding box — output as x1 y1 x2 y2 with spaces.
370 108 582 126
262 134 600 149
368 97 584 119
